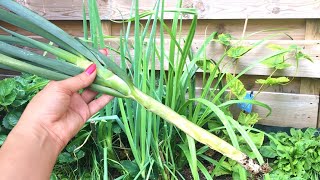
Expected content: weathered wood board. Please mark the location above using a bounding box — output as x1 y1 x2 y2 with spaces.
195 89 319 128
303 19 320 127
0 19 306 40
104 39 320 78
253 92 319 128
17 0 320 20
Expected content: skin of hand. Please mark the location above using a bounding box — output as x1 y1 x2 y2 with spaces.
0 63 113 180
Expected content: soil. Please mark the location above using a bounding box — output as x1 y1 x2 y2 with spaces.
179 167 232 180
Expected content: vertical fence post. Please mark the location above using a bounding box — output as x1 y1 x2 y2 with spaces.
304 20 320 127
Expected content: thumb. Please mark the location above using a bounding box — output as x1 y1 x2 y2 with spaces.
59 63 97 93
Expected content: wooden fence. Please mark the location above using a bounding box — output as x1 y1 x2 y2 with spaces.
1 0 319 128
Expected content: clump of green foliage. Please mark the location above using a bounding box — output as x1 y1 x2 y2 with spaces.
0 74 47 145
260 128 320 180
256 44 312 89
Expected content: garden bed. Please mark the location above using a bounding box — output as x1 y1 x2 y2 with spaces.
0 0 319 179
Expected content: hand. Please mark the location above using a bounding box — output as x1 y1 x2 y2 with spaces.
17 63 113 150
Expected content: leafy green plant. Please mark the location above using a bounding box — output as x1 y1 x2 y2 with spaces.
0 74 47 131
260 128 320 180
255 44 313 93
0 74 47 111
0 74 47 152
256 77 290 86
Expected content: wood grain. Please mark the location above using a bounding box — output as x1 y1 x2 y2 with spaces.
303 19 320 127
110 19 306 40
0 19 306 40
0 21 86 37
0 69 19 80
105 39 320 78
17 0 320 20
195 89 319 128
253 92 319 128
18 0 108 20
0 35 317 78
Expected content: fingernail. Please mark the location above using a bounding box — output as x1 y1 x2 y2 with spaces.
99 48 108 56
85 64 96 75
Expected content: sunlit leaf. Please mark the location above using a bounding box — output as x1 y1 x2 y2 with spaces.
255 77 289 86
261 54 285 68
226 73 247 100
238 112 260 126
275 63 291 69
267 44 285 51
216 33 232 46
227 46 251 58
240 132 264 147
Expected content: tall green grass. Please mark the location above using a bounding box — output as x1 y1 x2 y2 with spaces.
81 0 276 179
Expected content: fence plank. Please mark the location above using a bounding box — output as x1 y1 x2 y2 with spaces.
17 0 108 20
105 39 320 78
194 74 302 94
0 22 316 78
303 19 320 127
18 0 320 20
110 19 306 40
195 89 319 128
253 92 319 128
0 19 306 40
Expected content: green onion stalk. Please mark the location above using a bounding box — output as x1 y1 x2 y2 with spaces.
0 0 269 175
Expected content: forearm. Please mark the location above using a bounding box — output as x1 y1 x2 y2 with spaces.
0 121 61 180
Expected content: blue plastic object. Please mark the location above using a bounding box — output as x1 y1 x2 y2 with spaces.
237 91 254 113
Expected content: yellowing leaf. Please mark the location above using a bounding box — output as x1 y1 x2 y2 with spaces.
227 46 252 58
255 77 289 86
216 33 232 46
261 53 285 68
275 63 291 69
238 111 260 126
267 44 285 51
239 132 264 147
226 73 246 100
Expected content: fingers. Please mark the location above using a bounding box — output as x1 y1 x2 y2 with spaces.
59 64 97 93
81 89 98 103
88 94 113 115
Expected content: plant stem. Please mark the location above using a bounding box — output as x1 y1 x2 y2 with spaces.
130 87 266 175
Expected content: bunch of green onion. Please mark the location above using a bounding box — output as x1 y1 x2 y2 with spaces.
0 0 268 175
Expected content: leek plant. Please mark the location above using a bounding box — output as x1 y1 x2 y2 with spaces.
0 0 291 178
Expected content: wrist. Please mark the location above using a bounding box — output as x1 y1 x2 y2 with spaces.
0 121 62 179
11 120 62 157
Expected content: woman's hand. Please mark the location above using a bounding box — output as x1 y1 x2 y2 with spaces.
19 63 113 150
0 63 113 180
